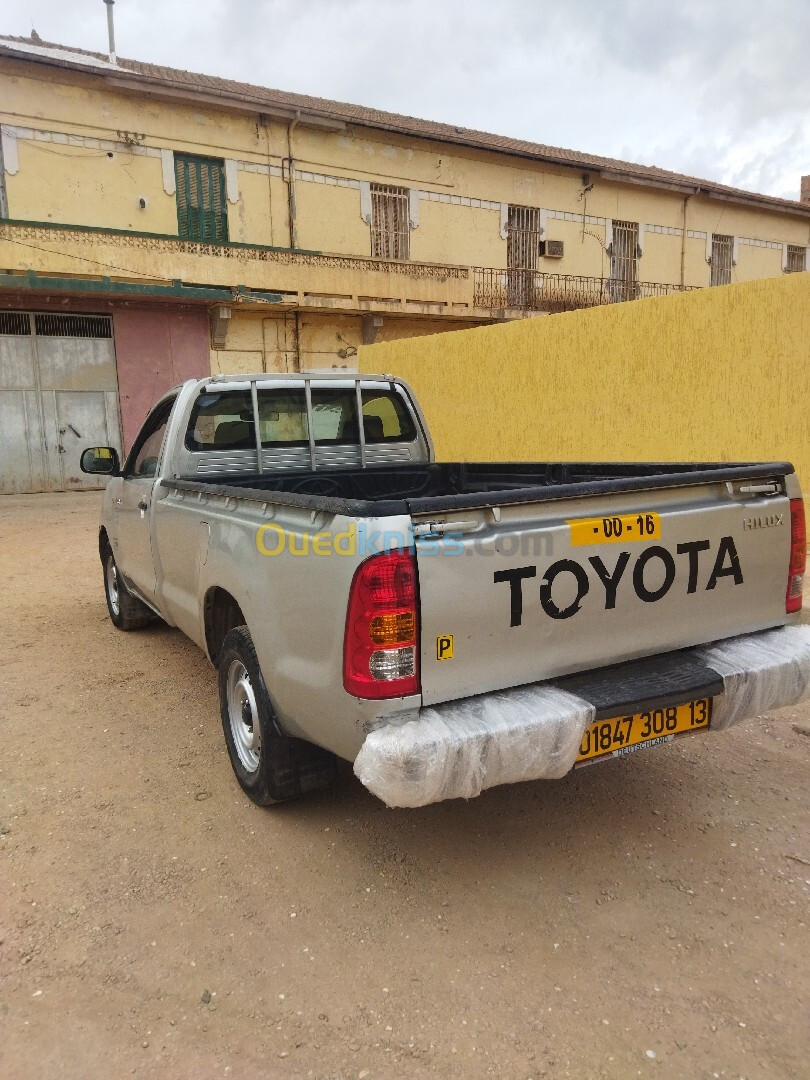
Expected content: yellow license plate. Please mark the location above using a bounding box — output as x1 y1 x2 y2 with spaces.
568 511 661 545
575 697 712 766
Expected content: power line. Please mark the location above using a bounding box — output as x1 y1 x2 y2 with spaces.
0 232 178 282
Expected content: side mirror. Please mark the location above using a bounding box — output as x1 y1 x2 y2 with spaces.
80 446 121 476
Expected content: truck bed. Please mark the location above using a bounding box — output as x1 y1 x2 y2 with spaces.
167 460 794 516
162 457 800 711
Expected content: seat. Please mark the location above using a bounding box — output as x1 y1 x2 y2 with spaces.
363 415 385 442
214 420 254 449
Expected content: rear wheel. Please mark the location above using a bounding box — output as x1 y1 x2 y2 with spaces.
101 543 152 630
218 625 336 805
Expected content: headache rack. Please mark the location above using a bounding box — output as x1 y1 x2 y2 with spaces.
203 371 400 474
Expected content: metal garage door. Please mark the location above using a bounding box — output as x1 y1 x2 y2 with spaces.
0 311 123 494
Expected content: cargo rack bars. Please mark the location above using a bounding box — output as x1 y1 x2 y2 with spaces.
202 372 399 474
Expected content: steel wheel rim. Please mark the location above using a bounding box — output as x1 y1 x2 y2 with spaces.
106 555 120 617
227 659 261 772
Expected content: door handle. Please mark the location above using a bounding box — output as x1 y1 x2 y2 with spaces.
412 520 481 536
138 499 149 516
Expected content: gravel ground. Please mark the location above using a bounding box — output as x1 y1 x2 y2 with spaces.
1 492 809 1080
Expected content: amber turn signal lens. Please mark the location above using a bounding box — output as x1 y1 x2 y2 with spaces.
369 611 415 645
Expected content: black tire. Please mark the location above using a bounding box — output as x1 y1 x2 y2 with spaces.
101 541 153 630
218 625 336 805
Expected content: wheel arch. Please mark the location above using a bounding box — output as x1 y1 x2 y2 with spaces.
204 586 247 666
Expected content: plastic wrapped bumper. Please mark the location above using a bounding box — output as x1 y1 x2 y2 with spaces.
353 624 810 808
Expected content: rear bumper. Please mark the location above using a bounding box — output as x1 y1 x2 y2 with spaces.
353 624 810 808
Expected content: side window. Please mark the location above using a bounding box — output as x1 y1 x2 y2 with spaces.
786 244 807 273
361 390 417 442
125 399 175 478
186 391 255 450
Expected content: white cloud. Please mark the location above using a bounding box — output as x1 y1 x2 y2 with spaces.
5 0 808 200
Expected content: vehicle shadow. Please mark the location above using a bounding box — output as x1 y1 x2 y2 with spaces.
281 739 720 894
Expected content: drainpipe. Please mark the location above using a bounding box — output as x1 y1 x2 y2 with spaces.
258 113 275 246
284 112 300 250
0 131 8 218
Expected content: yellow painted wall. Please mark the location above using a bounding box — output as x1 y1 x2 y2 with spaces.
2 55 809 297
638 231 681 285
7 141 178 233
540 218 610 278
359 274 810 486
734 243 784 285
294 182 369 255
227 169 274 247
409 200 505 268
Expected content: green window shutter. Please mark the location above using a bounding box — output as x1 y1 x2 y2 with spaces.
174 154 229 242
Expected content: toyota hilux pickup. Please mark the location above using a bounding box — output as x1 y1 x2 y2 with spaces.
81 372 810 807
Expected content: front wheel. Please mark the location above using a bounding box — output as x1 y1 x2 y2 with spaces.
102 544 152 630
218 625 336 805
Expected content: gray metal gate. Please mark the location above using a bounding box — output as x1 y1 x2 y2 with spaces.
0 311 123 494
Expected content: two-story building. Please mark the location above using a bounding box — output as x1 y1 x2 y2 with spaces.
1 33 808 492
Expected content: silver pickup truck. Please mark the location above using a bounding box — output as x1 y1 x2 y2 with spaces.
81 372 810 807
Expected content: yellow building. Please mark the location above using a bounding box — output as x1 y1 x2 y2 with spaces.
0 32 808 490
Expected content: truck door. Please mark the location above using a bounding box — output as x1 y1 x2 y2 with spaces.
116 397 175 603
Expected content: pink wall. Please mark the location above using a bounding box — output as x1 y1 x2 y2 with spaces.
113 307 210 448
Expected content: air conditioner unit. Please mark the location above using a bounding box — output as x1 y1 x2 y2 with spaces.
540 240 564 258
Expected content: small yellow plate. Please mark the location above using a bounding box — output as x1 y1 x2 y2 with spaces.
568 511 661 546
436 635 454 660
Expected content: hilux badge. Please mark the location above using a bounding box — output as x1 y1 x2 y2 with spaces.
743 514 783 530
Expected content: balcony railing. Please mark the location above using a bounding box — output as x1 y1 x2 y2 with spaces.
474 268 697 313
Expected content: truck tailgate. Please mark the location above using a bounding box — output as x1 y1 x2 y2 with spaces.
415 478 794 707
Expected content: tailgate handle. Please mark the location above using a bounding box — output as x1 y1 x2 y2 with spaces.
725 480 781 497
412 520 480 537
736 482 781 495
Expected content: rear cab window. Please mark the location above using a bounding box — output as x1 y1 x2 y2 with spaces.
186 385 416 451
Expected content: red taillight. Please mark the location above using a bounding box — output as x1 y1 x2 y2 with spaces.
787 498 806 613
343 551 420 699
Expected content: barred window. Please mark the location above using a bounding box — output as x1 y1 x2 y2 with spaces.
174 154 228 242
711 234 733 286
506 205 542 307
786 244 807 273
609 220 640 302
370 184 409 260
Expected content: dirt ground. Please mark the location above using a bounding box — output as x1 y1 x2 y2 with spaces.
1 493 809 1080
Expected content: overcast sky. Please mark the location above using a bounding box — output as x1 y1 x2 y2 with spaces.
5 0 808 201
